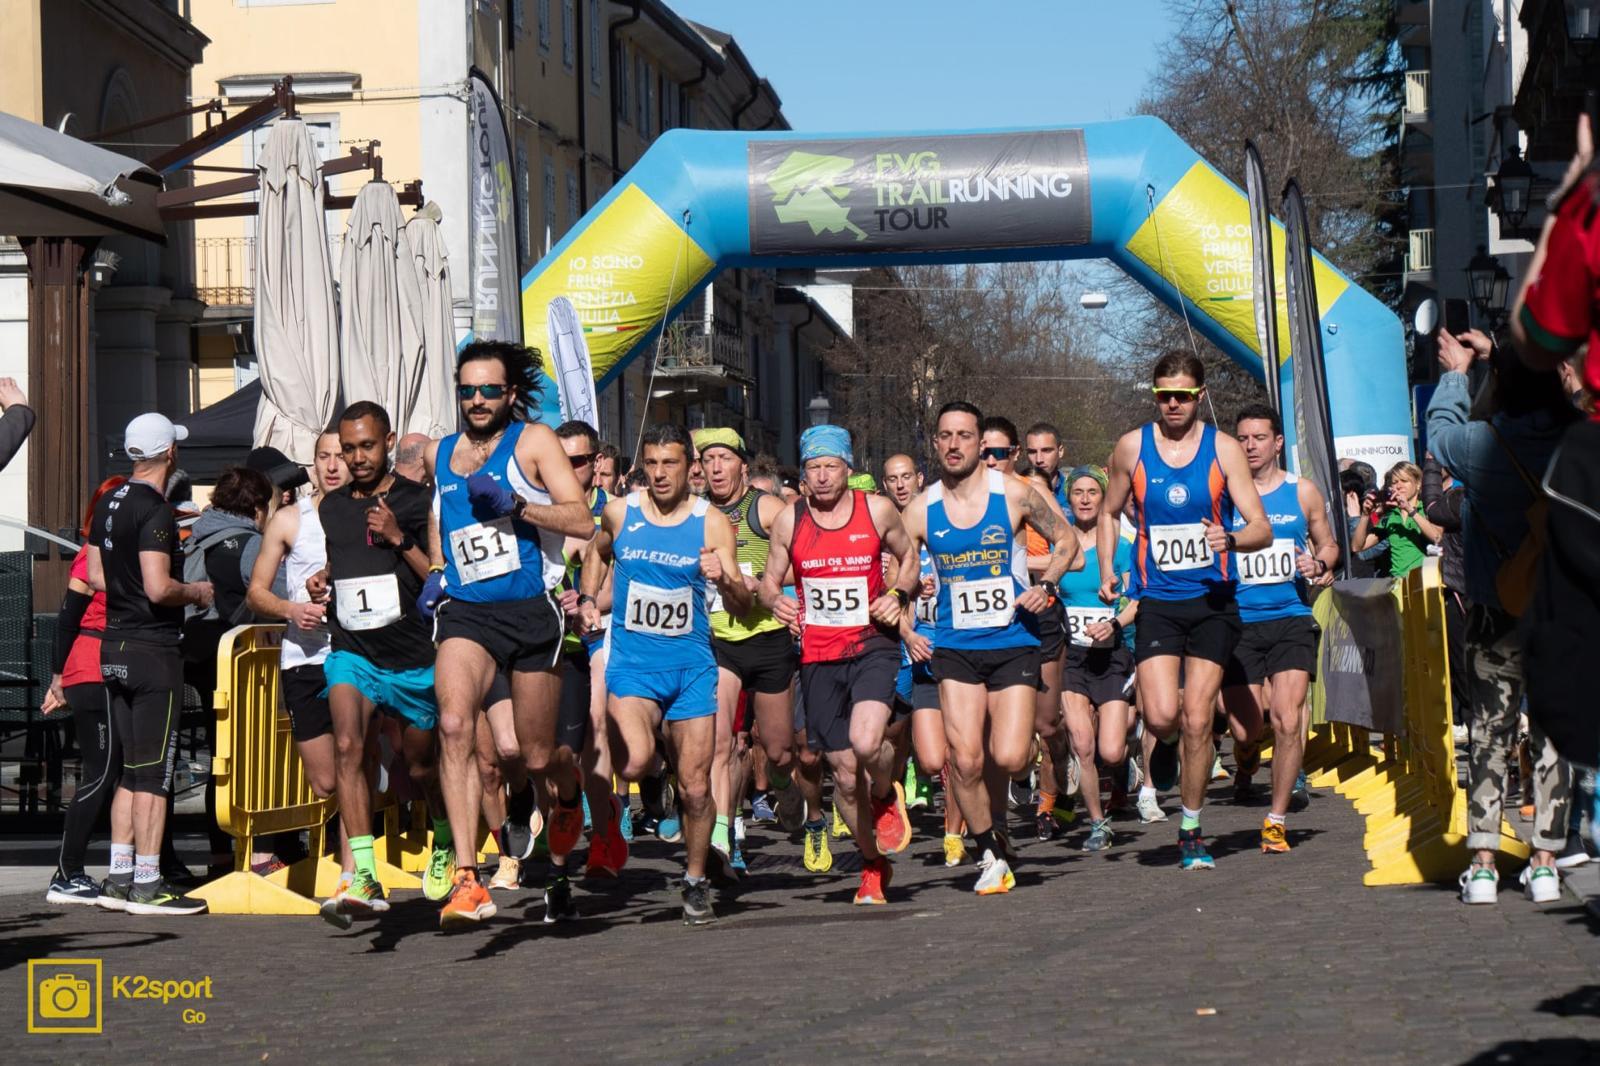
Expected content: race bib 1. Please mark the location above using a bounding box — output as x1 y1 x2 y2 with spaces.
449 518 521 584
334 574 402 632
1065 605 1115 647
624 581 694 637
1149 522 1212 571
1239 538 1298 586
707 562 755 615
803 576 869 628
950 576 1014 630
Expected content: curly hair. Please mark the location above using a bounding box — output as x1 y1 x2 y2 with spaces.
458 341 544 422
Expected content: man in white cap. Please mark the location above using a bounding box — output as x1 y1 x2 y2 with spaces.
88 412 215 916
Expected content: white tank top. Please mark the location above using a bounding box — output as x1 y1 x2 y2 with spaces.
281 495 331 670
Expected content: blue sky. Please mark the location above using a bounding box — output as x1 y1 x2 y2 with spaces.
669 0 1178 132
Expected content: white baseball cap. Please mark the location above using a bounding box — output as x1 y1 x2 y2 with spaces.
124 412 189 460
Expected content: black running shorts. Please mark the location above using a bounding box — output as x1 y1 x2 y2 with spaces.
799 647 900 754
435 594 562 674
714 628 798 695
1062 644 1136 707
931 644 1042 692
100 639 181 795
1223 615 1320 688
280 663 334 742
1133 593 1243 667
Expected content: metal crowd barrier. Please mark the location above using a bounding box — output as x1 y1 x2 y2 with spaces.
1301 561 1529 885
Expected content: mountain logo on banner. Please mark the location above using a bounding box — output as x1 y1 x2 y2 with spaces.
766 151 869 242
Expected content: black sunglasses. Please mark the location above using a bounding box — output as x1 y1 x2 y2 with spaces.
568 453 594 467
981 446 1015 461
457 384 508 401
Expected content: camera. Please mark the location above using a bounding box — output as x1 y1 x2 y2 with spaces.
39 974 92 1019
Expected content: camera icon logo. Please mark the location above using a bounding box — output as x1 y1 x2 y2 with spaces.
27 958 102 1034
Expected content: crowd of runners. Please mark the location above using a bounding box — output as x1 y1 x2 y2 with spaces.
43 340 1385 928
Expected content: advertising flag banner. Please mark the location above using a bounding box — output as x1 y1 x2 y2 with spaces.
547 296 597 427
1244 141 1282 419
468 69 522 343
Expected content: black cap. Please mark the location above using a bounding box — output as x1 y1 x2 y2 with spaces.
246 446 310 493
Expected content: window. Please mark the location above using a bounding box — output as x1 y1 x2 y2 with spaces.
613 42 629 124
567 172 580 224
562 0 575 69
538 0 550 50
589 0 601 87
636 55 649 136
516 145 531 265
543 158 557 245
512 0 524 34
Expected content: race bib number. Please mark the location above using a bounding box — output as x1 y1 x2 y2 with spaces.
803 577 869 628
1065 605 1115 647
1149 522 1212 571
950 576 1014 630
334 574 402 632
449 518 520 584
915 592 939 626
1240 538 1298 586
707 562 754 615
624 581 694 637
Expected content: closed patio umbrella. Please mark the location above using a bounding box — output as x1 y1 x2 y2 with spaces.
402 204 457 439
252 119 339 464
339 181 423 431
0 110 164 242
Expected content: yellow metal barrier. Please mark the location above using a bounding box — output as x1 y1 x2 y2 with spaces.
190 624 420 915
1301 561 1528 885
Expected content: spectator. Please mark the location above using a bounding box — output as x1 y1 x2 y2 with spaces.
0 377 35 470
1427 325 1580 905
594 441 621 494
1350 462 1440 578
1422 454 1470 744
391 433 433 487
1340 468 1384 578
245 445 309 512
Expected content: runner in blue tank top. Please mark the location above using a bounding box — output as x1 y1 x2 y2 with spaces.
579 422 748 926
1099 352 1272 871
1220 404 1339 853
895 402 1082 897
418 342 599 930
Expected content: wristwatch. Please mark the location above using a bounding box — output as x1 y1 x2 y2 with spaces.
1224 532 1238 551
393 533 416 553
890 587 910 608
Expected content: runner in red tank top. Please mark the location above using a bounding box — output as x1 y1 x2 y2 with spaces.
760 425 919 905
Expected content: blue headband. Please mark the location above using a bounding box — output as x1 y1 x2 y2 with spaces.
800 424 852 466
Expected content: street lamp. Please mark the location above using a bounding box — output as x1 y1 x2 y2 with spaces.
1490 145 1534 234
1466 246 1511 325
807 392 832 426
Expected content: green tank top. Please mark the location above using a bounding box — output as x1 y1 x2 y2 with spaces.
711 486 783 642
561 487 609 656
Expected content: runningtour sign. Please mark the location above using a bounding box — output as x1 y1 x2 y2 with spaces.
748 131 1092 255
468 69 522 343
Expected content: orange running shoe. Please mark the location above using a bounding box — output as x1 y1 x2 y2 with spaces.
872 781 912 855
1260 818 1291 854
439 868 497 929
853 856 892 905
548 797 585 859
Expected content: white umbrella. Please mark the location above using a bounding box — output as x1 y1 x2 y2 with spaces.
252 119 339 464
402 203 457 438
0 110 164 242
339 181 423 432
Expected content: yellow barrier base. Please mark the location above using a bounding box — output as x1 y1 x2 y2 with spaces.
189 871 322 916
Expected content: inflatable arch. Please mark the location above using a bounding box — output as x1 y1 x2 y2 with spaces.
521 116 1409 468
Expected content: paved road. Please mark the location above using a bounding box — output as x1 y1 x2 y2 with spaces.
3 771 1597 1065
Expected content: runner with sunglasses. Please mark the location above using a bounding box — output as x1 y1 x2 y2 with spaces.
1098 352 1272 870
420 342 598 929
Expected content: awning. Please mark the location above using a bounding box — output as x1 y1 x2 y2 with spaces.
0 111 165 243
105 381 261 480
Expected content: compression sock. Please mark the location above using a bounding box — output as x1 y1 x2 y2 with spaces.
431 817 453 850
350 834 377 880
712 815 732 854
134 853 159 885
1267 811 1286 827
1180 806 1202 832
109 843 134 881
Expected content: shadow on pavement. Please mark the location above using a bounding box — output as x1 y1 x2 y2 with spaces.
1536 984 1600 1018
0 909 178 972
1458 1038 1600 1065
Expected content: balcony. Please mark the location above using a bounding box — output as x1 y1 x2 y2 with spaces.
1403 70 1430 124
657 318 752 383
196 236 254 307
1406 228 1435 279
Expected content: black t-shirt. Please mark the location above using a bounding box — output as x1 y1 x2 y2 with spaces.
91 479 182 645
320 476 435 670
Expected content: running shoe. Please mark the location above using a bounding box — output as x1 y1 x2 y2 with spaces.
1556 830 1595 869
162 863 204 890
1149 737 1180 792
618 796 634 842
1260 818 1290 854
1210 752 1229 781
708 844 741 888
1063 755 1081 803
338 870 391 917
1035 808 1056 842
1291 771 1310 808
943 833 968 867
249 855 288 877
803 818 834 873
1137 792 1168 824
730 842 748 874
440 868 496 928
501 813 534 861
1006 776 1034 812
424 843 456 902
994 827 1018 866
125 878 208 916
832 803 851 839
96 877 131 912
854 856 892 905
1520 864 1561 904
549 798 585 859
1459 864 1499 905
46 871 100 907
489 855 522 890
872 781 912 855
1177 827 1215 871
973 851 1015 895
582 791 593 830
1234 738 1262 778
1082 818 1114 853
750 791 778 824
774 780 806 833
681 878 717 926
319 895 352 930
604 795 631 872
544 874 578 923
656 813 684 845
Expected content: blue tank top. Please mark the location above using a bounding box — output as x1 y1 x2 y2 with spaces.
1131 422 1237 601
1231 473 1311 622
927 469 1038 651
434 428 566 604
607 492 713 674
1057 535 1133 649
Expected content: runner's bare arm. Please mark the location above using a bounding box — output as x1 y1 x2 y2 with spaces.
246 505 316 626
427 506 445 572
751 492 786 589
513 423 596 538
1097 431 1138 601
1213 434 1272 552
1025 480 1068 575
1296 478 1341 580
868 495 915 625
578 500 622 631
703 509 752 616
1015 478 1081 582
757 505 799 624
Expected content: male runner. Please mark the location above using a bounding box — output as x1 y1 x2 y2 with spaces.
760 426 917 905
88 412 213 916
1098 352 1271 869
896 403 1081 894
696 427 797 874
580 423 749 924
1025 421 1072 511
1222 404 1339 851
308 402 442 919
421 341 597 928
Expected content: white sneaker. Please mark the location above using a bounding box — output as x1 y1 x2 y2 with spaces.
1459 865 1499 904
489 855 521 891
1137 792 1168 824
1451 724 1469 747
1064 753 1081 800
972 851 1014 896
1521 864 1561 904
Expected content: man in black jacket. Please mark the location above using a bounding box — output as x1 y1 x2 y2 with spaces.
1422 454 1469 743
